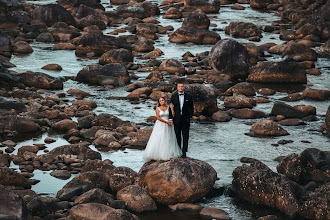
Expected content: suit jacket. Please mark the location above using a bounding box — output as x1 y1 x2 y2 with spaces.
169 91 194 123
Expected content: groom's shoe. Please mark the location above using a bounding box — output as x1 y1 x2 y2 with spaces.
181 152 186 158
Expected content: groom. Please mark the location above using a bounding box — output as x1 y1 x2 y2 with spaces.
169 83 194 158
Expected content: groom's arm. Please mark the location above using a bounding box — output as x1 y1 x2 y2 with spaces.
169 95 174 121
189 95 194 119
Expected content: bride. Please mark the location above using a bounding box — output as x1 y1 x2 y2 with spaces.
143 97 182 162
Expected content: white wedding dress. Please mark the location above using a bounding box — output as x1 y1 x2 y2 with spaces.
143 107 182 162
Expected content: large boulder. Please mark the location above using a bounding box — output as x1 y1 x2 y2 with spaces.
114 5 146 19
0 0 22 11
27 196 60 218
0 96 26 112
300 182 330 220
303 89 330 101
277 148 330 184
75 63 130 87
52 119 78 131
117 185 157 212
182 9 210 29
74 188 116 206
232 161 306 218
248 61 307 84
247 119 289 137
318 39 330 57
0 184 28 219
326 106 330 135
231 108 267 119
69 203 138 220
282 41 317 62
209 39 250 79
271 101 308 119
185 84 218 116
224 93 256 109
0 62 19 84
18 71 63 90
75 34 132 57
169 27 220 45
32 4 77 27
225 22 262 39
0 31 12 57
0 115 41 133
184 0 220 13
136 158 217 205
99 48 133 64
159 59 185 75
49 22 81 42
73 171 110 191
250 0 273 9
38 144 101 164
0 167 31 189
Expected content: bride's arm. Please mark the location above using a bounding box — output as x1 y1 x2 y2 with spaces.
156 108 169 124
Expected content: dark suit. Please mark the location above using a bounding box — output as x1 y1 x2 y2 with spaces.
169 92 193 154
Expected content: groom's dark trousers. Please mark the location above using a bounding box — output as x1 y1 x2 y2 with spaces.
169 92 193 154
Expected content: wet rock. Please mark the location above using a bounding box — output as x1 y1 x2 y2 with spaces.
278 118 305 126
318 39 330 57
109 167 138 192
17 145 39 158
282 41 317 62
38 144 101 163
224 93 256 109
110 0 129 4
27 196 59 217
75 34 131 57
133 37 154 52
136 23 159 40
169 27 220 45
137 158 217 205
232 161 306 218
18 71 63 90
250 0 273 9
225 82 255 96
73 171 110 192
67 88 91 98
277 148 330 184
12 41 33 53
0 184 28 220
225 22 262 39
303 89 330 101
0 154 9 167
99 48 133 64
49 22 81 42
41 63 62 70
0 62 19 84
294 105 316 116
257 215 278 220
169 203 202 212
0 0 22 11
50 170 72 180
56 178 95 201
32 4 76 27
300 182 330 220
0 115 41 133
93 131 117 147
0 167 31 189
268 44 285 55
326 106 330 135
280 93 303 102
248 61 307 84
184 0 220 13
52 119 78 132
117 185 157 212
79 14 106 30
0 97 26 112
200 207 231 220
72 99 97 109
127 87 152 101
0 32 12 57
75 63 130 87
69 203 138 220
185 84 218 116
36 32 54 43
182 9 210 29
231 108 267 119
52 42 76 50
163 7 182 19
159 59 185 75
115 5 147 19
74 188 116 206
247 119 289 137
92 113 129 129
231 4 245 10
271 101 308 119
209 39 250 79
211 110 231 122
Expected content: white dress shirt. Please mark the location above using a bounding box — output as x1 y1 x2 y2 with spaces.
179 92 184 115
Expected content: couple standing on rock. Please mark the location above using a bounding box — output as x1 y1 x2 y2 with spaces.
143 83 194 161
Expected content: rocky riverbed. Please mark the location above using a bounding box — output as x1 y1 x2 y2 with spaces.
0 0 329 219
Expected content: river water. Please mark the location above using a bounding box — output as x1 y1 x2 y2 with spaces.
9 1 330 219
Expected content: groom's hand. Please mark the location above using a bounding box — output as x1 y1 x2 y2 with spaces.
168 120 173 126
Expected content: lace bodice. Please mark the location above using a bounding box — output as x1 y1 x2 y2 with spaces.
158 107 169 120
